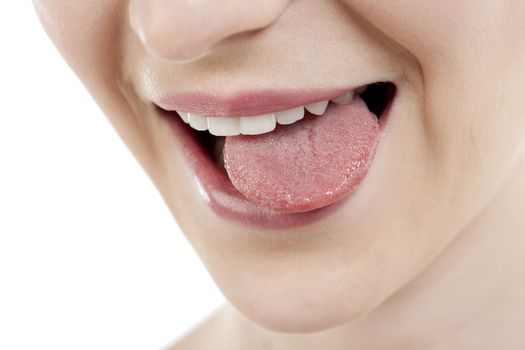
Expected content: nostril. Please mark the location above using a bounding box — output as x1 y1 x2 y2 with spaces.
130 0 289 63
129 8 210 62
141 28 213 63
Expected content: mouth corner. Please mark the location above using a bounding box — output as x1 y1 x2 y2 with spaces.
360 81 397 121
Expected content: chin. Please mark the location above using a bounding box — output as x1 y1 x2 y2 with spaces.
229 294 372 334
218 267 387 334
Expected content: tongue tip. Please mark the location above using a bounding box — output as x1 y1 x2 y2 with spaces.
259 195 342 214
243 158 373 214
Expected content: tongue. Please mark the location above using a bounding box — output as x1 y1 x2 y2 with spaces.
223 97 379 213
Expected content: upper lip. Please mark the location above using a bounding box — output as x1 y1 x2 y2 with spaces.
153 86 365 117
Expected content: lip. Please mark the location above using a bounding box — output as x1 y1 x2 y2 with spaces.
161 86 396 230
154 86 366 117
166 111 344 230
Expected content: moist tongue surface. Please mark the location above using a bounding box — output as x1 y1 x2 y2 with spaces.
223 98 379 213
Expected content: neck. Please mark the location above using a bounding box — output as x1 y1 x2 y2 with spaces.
226 152 525 350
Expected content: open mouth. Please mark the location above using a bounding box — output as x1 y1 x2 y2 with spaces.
188 82 394 165
156 82 396 228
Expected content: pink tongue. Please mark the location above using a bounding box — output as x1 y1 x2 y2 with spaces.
223 98 379 213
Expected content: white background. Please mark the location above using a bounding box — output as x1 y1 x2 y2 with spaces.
0 2 225 349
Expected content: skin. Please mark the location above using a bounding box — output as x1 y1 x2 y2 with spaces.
33 0 525 349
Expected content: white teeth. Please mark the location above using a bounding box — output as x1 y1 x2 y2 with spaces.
188 113 208 131
331 91 355 105
240 113 276 135
178 111 190 123
304 100 329 115
208 117 240 136
177 87 367 135
275 106 305 125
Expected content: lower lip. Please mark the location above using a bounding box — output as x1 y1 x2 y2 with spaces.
165 95 394 230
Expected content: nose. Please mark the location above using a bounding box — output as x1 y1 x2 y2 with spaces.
129 0 289 62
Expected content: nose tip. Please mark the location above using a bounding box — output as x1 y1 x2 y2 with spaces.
129 0 288 63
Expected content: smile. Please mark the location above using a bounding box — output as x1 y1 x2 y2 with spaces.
155 82 396 229
159 86 370 136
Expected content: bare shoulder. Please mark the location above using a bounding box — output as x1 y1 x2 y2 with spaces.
163 304 234 350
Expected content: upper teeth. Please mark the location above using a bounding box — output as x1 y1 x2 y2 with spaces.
177 88 362 136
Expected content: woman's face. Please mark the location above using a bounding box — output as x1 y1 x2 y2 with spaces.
34 0 525 332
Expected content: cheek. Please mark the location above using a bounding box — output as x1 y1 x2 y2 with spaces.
33 0 123 84
350 0 525 217
346 0 475 64
346 0 475 52
34 0 163 176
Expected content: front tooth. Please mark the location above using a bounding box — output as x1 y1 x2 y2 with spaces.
305 100 329 115
207 117 240 136
331 91 355 105
275 106 305 125
188 113 208 131
240 113 276 135
178 111 190 123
